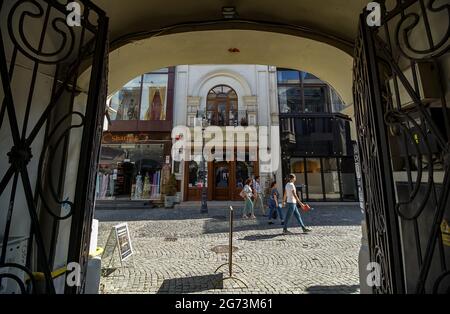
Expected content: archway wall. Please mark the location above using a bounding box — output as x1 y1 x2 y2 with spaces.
81 30 354 107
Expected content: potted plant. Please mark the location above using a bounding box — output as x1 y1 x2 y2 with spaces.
164 174 178 208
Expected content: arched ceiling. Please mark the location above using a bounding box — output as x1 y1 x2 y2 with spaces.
83 30 354 105
93 0 372 54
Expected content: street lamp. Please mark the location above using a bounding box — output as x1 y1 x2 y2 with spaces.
200 115 209 214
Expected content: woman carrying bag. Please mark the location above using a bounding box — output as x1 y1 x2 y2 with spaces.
240 179 256 219
282 174 312 234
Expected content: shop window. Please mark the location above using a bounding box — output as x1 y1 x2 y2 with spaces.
236 161 255 188
140 73 169 120
340 157 358 201
305 158 323 200
108 77 142 121
96 143 165 200
322 158 341 200
188 160 208 188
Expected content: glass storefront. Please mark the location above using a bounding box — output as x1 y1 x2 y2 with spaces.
289 157 357 202
97 142 167 200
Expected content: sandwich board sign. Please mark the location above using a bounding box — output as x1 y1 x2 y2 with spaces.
115 223 133 261
101 223 133 276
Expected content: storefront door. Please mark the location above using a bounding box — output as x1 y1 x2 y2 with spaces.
213 161 231 200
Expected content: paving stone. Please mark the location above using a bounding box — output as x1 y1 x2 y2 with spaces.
95 204 363 294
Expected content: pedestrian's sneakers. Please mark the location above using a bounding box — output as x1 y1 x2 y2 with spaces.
302 227 312 233
283 230 293 235
250 215 257 219
242 215 249 219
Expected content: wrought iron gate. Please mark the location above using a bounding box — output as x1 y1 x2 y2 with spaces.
0 0 108 294
354 0 449 293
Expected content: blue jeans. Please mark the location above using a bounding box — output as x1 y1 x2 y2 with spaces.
268 202 284 221
283 203 306 231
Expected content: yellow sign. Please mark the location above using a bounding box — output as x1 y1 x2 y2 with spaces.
442 220 450 247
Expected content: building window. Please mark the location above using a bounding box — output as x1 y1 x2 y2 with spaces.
304 86 327 113
278 86 302 113
277 70 300 84
206 85 239 126
277 69 339 114
107 68 169 121
108 76 142 121
140 73 169 120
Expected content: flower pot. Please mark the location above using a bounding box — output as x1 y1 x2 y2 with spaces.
165 195 176 208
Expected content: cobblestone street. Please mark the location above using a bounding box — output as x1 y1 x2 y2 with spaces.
95 203 363 294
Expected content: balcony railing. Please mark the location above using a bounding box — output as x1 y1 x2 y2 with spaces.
196 110 249 127
280 113 353 156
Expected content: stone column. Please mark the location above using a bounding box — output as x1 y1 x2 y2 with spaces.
243 96 258 126
187 96 201 127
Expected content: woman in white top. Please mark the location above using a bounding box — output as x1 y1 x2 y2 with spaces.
241 179 256 219
282 174 312 234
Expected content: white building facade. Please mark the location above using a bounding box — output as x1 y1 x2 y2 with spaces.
172 65 283 202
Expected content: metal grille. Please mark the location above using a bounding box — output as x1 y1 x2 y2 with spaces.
354 0 449 293
0 0 108 294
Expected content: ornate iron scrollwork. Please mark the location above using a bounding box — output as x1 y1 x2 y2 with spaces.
0 0 108 294
354 0 449 294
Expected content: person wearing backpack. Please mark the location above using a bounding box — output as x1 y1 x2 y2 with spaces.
240 178 255 219
267 181 284 225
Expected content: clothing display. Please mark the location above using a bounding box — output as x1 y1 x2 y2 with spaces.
96 173 115 199
134 174 143 199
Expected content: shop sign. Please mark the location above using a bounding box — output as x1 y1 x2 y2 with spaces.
102 132 154 144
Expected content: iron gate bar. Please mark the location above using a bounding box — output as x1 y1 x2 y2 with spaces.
66 10 109 294
355 0 449 293
0 18 56 292
0 0 109 294
362 12 406 293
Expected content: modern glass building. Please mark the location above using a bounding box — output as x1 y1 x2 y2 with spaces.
277 68 358 202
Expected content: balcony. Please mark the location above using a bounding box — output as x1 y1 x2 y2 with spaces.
280 113 353 157
196 110 249 127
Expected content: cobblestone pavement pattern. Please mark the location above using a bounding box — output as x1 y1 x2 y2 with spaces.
95 204 363 294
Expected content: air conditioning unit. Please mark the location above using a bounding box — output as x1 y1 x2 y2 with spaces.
388 62 441 109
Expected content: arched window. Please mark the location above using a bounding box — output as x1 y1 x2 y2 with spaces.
206 85 238 126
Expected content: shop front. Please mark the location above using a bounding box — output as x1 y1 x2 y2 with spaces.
97 132 172 201
183 152 259 201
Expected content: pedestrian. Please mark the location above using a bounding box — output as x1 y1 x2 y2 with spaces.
267 181 284 225
252 176 266 216
240 178 255 219
282 174 312 234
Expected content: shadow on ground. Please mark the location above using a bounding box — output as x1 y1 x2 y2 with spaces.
157 274 224 294
305 284 360 294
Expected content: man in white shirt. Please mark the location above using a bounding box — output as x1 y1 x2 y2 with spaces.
282 174 312 234
253 176 266 216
